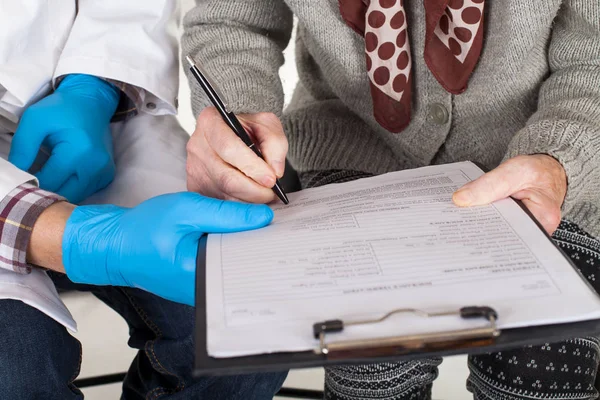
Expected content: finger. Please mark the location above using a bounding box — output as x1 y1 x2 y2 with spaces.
56 175 86 204
203 147 277 203
78 159 116 202
34 144 78 192
175 192 274 233
186 166 244 202
8 115 47 172
239 112 288 178
199 107 277 188
186 139 244 201
188 131 275 203
512 188 562 235
453 159 527 207
94 159 116 193
519 197 562 235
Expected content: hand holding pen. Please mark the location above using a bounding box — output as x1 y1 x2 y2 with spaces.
185 56 289 205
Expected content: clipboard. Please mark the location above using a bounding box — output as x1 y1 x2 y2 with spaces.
193 197 600 377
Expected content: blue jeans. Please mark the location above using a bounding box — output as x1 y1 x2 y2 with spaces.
0 272 287 400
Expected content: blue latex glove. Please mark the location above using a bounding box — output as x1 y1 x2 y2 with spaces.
62 192 273 306
9 74 120 204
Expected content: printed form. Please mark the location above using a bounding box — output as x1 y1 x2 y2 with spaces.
205 162 600 357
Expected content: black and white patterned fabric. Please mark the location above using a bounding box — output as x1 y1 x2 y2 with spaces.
467 220 600 400
299 170 600 400
324 362 441 400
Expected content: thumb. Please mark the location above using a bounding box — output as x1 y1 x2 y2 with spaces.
9 116 46 172
176 193 274 233
35 144 78 192
453 161 525 207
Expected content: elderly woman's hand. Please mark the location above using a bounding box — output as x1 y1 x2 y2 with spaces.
452 155 567 235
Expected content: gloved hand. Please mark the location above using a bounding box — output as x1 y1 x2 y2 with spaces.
62 192 273 306
9 74 120 204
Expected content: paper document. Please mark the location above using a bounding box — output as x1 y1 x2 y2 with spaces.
206 162 600 357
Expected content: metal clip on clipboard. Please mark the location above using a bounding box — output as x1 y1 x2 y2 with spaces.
313 306 500 355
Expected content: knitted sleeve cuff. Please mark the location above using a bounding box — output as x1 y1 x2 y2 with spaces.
504 119 600 236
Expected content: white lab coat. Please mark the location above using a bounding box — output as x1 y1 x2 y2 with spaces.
0 0 187 332
0 0 180 132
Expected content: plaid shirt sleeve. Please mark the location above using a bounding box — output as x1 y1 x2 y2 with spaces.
105 79 140 121
0 183 64 274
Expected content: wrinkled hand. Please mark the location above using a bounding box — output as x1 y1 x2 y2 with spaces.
62 192 274 306
453 155 567 234
186 106 288 203
9 74 120 204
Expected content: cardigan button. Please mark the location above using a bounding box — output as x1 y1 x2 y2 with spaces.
428 103 449 125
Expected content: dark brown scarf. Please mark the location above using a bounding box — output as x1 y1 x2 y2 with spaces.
339 0 485 132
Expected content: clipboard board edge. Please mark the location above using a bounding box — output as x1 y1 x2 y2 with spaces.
194 163 600 376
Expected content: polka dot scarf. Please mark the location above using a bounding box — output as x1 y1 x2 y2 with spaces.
339 0 485 133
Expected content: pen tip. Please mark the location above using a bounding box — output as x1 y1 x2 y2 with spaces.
273 181 289 205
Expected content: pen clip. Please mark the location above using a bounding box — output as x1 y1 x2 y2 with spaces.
185 55 231 113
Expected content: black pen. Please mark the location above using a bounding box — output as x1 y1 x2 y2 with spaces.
185 55 289 205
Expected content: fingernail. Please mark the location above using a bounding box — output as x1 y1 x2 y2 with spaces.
453 189 473 206
272 160 285 178
261 175 276 188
